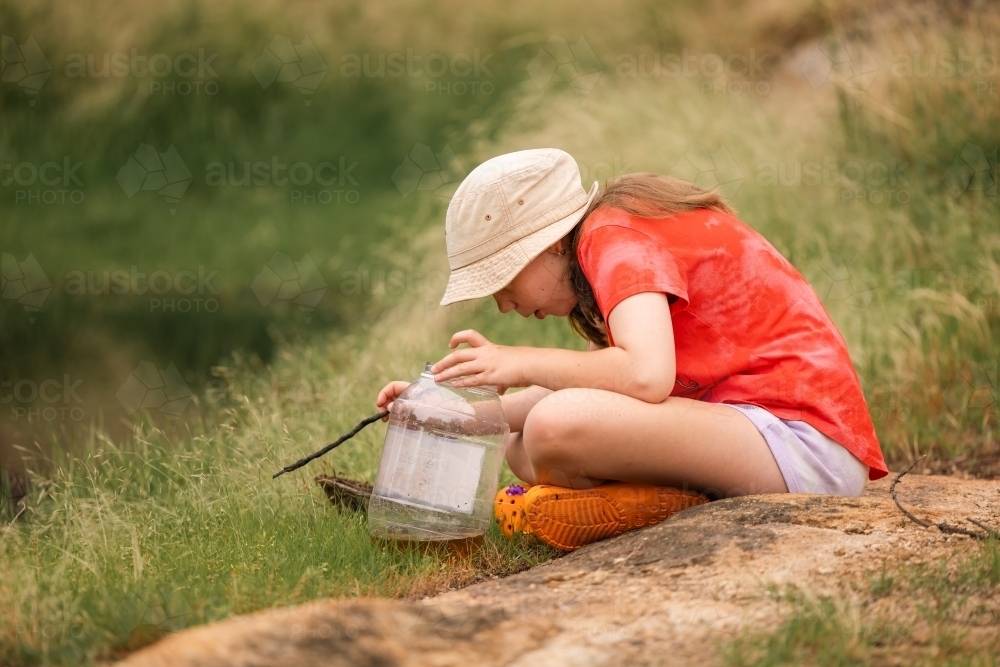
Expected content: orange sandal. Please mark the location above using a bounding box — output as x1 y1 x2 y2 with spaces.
494 483 535 538
494 482 708 551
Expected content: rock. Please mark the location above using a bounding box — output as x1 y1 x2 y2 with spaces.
115 598 558 667
118 474 999 667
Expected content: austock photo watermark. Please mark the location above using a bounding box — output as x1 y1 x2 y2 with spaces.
528 35 603 97
205 155 360 204
808 253 880 310
756 155 912 205
116 142 362 209
5 150 364 209
888 48 998 96
2 252 221 317
339 48 494 96
945 143 998 204
1 156 85 204
527 33 773 98
892 265 1000 317
1 252 51 323
63 47 220 96
117 143 192 214
615 47 773 96
2 375 85 424
577 157 634 186
392 144 464 200
4 36 222 103
1 34 52 104
670 143 744 198
800 34 997 96
116 360 193 420
252 252 327 321
251 35 327 105
64 265 221 313
801 35 880 92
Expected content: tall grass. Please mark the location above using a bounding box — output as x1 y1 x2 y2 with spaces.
2 0 999 664
0 227 557 665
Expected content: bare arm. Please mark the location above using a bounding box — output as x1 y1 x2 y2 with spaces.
433 292 677 404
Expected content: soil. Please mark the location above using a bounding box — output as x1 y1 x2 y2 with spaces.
115 473 999 667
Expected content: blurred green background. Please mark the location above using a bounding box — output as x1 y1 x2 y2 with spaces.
1 0 998 663
1 0 535 458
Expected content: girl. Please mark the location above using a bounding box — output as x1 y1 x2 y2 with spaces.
376 148 888 551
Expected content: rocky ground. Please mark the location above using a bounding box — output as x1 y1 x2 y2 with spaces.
117 473 999 667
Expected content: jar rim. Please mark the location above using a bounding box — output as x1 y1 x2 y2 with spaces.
421 362 498 394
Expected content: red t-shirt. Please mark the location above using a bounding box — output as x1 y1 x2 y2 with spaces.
576 206 888 480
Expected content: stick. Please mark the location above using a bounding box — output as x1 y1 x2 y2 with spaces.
966 517 1000 540
890 455 998 539
272 410 389 479
889 457 932 528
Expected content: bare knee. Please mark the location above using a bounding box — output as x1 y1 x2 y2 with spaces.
504 432 536 485
523 391 578 461
522 390 595 486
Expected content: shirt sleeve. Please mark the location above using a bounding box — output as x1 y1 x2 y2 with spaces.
576 224 690 322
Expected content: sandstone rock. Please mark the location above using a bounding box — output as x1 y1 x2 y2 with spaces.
118 474 999 667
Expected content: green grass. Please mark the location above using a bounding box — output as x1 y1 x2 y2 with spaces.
724 540 1000 667
3 0 1000 664
0 290 559 665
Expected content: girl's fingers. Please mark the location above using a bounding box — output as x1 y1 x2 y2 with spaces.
432 348 475 373
452 372 490 388
432 365 466 382
449 329 490 349
434 360 481 383
376 381 410 409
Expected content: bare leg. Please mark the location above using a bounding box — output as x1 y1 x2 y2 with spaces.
520 388 788 498
500 385 552 485
503 432 536 485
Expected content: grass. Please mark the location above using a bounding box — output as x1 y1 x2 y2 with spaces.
723 539 1000 667
468 0 1000 469
2 0 1000 663
0 279 559 665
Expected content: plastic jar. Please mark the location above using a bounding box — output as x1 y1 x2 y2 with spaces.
367 362 509 541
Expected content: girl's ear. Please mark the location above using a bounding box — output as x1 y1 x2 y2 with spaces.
547 238 568 255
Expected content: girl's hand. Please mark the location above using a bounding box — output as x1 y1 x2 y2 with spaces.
431 330 527 391
376 381 411 421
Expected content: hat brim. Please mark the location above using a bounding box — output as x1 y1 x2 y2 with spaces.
439 182 600 306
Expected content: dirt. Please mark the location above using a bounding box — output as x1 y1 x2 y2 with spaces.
116 473 999 667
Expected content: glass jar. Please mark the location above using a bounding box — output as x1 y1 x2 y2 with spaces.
367 362 510 541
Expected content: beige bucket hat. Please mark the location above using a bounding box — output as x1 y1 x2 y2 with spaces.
439 148 599 305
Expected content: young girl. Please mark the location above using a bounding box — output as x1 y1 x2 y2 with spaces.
376 148 888 551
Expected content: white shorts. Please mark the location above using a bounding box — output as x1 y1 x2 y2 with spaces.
720 403 869 497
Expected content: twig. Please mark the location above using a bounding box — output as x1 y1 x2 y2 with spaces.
889 457 931 528
890 455 998 539
966 517 1000 540
272 410 389 479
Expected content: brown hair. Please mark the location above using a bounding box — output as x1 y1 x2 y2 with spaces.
564 173 736 347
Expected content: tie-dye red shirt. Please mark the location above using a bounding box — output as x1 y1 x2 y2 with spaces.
576 206 888 480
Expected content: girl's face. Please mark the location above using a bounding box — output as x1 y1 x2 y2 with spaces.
492 239 578 319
